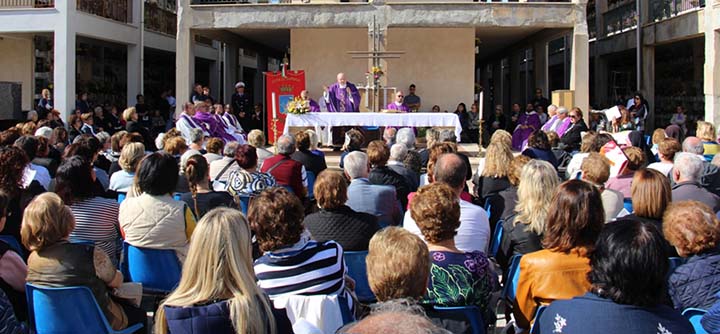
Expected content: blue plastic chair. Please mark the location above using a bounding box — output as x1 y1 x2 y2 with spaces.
704 154 715 162
645 135 652 147
306 171 316 199
0 235 24 258
489 220 504 258
343 251 376 303
238 196 251 215
682 308 708 334
26 283 144 334
530 305 548 334
433 305 486 334
121 242 182 293
503 254 522 302
623 198 633 213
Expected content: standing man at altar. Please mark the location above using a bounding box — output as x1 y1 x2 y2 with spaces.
387 91 410 112
325 73 361 113
404 84 421 112
324 73 361 148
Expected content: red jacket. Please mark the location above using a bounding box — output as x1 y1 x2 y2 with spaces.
261 154 305 198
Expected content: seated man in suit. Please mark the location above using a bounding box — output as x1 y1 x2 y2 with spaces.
344 151 403 226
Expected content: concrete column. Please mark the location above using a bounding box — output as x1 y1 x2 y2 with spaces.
175 0 194 116
570 21 590 120
127 44 141 107
704 6 720 124
255 54 268 107
641 45 655 129
223 43 239 105
53 0 77 121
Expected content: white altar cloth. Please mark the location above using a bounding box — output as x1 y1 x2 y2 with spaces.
283 112 462 145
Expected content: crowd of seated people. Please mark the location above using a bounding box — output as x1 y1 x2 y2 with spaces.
6 93 720 334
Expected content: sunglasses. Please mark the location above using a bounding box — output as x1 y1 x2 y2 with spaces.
397 95 404 97
570 115 579 119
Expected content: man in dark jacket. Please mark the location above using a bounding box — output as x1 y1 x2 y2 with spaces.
231 82 252 117
560 107 589 152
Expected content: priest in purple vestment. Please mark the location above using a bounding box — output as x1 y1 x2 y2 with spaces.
324 73 361 113
301 90 321 113
192 103 236 143
511 103 541 151
386 91 410 112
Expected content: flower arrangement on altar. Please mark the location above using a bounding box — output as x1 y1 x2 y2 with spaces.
369 66 384 79
286 96 310 115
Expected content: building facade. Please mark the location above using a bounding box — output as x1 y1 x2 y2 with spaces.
178 0 591 118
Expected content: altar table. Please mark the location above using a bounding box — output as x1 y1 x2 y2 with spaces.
283 112 462 145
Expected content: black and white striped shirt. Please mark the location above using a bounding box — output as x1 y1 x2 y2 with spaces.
254 238 346 299
68 197 121 265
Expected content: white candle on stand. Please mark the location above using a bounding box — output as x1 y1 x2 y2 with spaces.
272 92 278 119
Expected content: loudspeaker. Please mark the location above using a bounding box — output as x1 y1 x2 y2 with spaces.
0 82 22 121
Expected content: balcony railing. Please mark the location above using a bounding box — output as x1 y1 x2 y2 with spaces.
0 0 53 8
145 4 177 36
648 0 704 21
602 1 636 37
191 0 570 4
77 0 131 23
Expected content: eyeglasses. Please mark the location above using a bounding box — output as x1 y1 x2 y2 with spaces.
569 114 579 119
397 95 404 97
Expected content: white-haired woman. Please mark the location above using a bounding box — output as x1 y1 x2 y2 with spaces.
496 160 559 272
155 208 290 334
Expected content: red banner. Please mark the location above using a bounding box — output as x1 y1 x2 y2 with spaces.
264 70 306 144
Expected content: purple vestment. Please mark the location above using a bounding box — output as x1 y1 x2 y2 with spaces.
327 82 361 112
193 111 235 142
541 115 558 132
511 111 541 151
307 99 320 113
386 102 410 112
554 117 572 137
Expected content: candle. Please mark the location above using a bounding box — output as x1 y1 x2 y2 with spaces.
272 92 277 119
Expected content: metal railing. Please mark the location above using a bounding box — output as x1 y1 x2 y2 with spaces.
602 1 636 37
190 0 571 4
0 0 53 8
77 0 131 23
648 0 704 21
145 4 177 36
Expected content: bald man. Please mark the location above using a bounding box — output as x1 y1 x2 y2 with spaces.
324 72 362 148
324 73 361 113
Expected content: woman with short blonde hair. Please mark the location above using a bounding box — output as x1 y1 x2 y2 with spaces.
697 121 720 155
155 207 283 334
122 107 136 123
23 193 147 332
109 142 145 193
366 227 429 301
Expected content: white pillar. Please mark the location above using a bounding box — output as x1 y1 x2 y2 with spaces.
570 22 590 120
127 0 143 107
175 0 194 117
705 7 720 124
53 0 76 121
